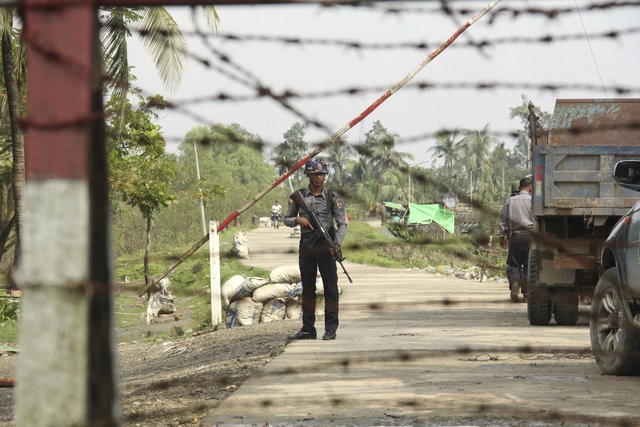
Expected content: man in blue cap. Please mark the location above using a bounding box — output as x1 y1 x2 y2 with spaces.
284 158 347 340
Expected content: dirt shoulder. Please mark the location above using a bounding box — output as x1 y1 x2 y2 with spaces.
0 319 298 427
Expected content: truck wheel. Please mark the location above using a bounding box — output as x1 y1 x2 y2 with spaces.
590 268 640 375
553 289 579 326
526 250 551 325
527 290 552 326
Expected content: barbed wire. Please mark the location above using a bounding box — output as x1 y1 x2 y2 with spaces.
112 3 640 151
145 79 640 107
181 25 640 51
371 0 640 22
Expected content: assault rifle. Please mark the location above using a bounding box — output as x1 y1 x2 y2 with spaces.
290 190 353 283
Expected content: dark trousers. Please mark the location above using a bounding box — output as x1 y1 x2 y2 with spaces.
299 241 339 334
507 233 532 269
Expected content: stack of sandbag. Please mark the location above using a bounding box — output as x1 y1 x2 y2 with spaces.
146 277 176 325
223 264 340 328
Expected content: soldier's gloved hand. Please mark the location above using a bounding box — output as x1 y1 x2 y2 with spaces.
296 216 313 229
330 244 341 259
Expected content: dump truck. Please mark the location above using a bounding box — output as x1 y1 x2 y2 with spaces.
526 98 640 326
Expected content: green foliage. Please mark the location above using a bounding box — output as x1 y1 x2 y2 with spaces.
271 122 308 176
0 289 19 322
149 124 279 250
106 94 177 219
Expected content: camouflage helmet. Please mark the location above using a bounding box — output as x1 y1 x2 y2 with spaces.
304 158 328 175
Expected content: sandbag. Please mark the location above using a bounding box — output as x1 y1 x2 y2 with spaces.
146 278 175 324
233 297 263 326
269 265 301 284
221 275 245 308
226 308 238 328
222 275 269 308
252 282 297 303
231 232 249 259
289 282 303 298
260 298 287 323
283 295 328 318
285 298 302 320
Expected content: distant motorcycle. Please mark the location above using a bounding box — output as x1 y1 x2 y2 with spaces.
271 212 282 229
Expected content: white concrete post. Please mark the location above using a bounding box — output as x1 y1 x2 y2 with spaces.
209 221 222 325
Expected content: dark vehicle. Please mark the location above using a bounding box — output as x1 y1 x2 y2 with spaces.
590 160 640 375
527 99 640 326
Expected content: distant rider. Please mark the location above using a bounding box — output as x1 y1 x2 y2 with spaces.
271 200 283 228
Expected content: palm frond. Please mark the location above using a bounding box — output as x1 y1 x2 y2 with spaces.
139 7 188 93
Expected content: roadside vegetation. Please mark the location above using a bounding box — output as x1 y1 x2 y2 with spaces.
104 218 506 343
0 51 534 344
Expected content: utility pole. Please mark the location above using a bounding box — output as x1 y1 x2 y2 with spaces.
194 140 207 236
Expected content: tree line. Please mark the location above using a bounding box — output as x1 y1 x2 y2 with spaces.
0 5 548 284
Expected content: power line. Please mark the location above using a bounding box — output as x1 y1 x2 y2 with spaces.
575 0 609 97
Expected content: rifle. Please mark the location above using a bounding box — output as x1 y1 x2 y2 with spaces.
290 190 353 283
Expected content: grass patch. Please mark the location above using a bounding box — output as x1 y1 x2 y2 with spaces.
0 320 17 343
344 221 485 271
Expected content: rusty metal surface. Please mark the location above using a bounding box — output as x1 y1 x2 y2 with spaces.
554 254 598 270
548 98 640 146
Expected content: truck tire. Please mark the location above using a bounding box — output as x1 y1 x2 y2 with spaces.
553 289 579 326
527 290 552 326
526 250 551 326
590 268 640 375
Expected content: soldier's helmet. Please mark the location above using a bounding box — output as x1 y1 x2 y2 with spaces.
304 158 328 175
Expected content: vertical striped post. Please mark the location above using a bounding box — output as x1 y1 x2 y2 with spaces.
209 221 222 326
15 0 117 425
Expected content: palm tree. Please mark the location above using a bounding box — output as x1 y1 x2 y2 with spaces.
459 125 500 201
0 10 26 272
101 6 219 115
348 158 380 216
325 138 354 187
362 121 414 171
427 129 462 180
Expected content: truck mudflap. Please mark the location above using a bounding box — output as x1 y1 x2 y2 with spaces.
527 249 580 326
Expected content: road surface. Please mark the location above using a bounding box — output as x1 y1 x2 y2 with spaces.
206 225 639 426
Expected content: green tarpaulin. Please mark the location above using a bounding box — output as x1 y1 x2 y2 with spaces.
406 203 455 233
384 201 404 211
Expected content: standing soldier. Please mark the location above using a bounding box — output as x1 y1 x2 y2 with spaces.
284 158 347 340
499 176 533 302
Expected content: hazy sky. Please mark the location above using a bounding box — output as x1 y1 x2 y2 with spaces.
128 1 640 166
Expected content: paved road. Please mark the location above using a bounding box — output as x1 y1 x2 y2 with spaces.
206 225 640 426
